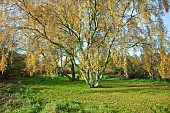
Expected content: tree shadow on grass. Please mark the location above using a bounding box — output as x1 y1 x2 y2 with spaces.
21 76 85 86
88 80 170 94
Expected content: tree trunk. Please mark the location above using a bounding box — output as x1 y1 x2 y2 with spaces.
71 59 76 81
84 73 103 88
94 74 103 87
89 73 94 88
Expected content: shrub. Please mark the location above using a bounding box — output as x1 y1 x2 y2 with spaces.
1 52 27 79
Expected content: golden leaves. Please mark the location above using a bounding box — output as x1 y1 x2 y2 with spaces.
78 4 82 18
0 54 8 74
112 54 123 68
123 57 128 78
158 52 168 78
26 53 38 76
162 0 169 12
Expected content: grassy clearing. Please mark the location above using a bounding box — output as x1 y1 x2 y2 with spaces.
1 76 170 113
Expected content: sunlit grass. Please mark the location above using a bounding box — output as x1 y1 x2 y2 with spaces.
1 76 170 112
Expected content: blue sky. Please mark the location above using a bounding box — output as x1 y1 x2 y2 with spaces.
163 11 170 35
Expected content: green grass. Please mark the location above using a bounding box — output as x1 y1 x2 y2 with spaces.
1 76 170 113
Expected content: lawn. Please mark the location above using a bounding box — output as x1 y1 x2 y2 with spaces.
1 76 170 113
